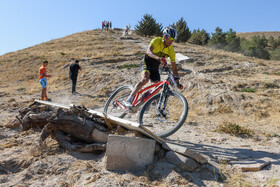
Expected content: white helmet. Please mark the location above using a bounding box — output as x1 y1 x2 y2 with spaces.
163 27 177 39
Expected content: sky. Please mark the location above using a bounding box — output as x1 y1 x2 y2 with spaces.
0 0 280 56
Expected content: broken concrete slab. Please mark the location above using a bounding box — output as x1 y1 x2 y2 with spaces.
176 53 191 63
162 142 207 164
105 135 156 171
232 159 272 172
165 151 198 172
166 53 191 64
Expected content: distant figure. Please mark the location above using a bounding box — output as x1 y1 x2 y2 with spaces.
69 60 82 94
110 21 112 29
102 21 104 29
125 25 129 35
106 21 109 31
39 60 52 101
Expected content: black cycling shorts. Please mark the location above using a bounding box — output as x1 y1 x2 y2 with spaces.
140 58 160 83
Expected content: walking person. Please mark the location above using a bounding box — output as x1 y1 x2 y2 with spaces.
69 60 82 94
39 60 52 101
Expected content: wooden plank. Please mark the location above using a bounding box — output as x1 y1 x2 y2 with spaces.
35 100 70 109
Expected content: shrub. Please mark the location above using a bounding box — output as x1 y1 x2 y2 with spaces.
135 14 162 37
240 88 257 93
225 28 240 52
208 27 227 49
171 17 191 43
270 48 280 61
189 28 210 45
240 36 270 60
216 122 254 137
268 36 277 50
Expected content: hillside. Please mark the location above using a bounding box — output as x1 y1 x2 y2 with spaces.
0 29 280 186
236 31 280 39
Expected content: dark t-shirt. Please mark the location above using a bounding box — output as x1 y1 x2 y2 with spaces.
69 63 81 79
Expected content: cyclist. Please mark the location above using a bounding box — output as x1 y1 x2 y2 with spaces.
124 27 182 108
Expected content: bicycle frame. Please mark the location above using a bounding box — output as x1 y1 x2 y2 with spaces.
132 67 176 109
132 80 168 107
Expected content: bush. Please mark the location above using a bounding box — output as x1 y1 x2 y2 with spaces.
189 29 210 45
216 122 254 137
270 48 280 60
268 36 278 50
240 36 270 60
135 14 162 37
171 17 191 43
225 28 240 52
208 27 227 49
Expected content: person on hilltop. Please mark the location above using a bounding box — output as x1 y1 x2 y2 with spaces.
39 60 52 101
124 27 182 108
69 59 82 94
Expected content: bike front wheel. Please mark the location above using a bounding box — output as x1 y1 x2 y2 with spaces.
138 90 188 138
104 85 134 119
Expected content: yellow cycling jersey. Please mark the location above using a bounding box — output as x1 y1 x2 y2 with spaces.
150 37 175 63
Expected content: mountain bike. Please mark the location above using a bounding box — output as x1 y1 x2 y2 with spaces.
104 67 189 138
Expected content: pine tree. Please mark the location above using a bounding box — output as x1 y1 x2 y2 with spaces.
171 17 191 43
225 28 240 52
189 29 210 45
134 14 162 37
208 27 227 49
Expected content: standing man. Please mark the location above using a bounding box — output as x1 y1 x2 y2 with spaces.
39 60 52 101
124 27 182 107
69 60 82 94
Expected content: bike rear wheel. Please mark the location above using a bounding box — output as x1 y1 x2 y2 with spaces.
104 85 134 119
138 90 188 138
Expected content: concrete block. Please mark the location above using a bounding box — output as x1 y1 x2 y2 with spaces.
165 151 198 172
105 135 156 171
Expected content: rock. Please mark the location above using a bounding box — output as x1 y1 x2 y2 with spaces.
164 151 198 172
105 135 155 171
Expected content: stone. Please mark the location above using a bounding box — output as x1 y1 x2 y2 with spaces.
105 135 155 171
165 151 198 172
162 142 207 164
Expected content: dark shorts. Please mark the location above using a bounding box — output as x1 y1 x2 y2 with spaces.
140 59 160 83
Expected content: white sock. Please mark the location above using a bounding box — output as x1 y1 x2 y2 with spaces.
126 96 133 103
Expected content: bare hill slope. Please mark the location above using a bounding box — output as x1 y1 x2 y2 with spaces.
0 29 280 186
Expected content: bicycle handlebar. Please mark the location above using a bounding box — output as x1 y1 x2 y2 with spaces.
164 67 182 89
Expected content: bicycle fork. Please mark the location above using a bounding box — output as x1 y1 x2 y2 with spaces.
157 83 170 121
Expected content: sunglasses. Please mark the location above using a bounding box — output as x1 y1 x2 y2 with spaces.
169 37 175 42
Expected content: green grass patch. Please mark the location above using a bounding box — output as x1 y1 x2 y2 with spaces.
135 52 145 57
216 122 254 137
275 72 280 76
264 82 279 89
60 52 66 56
240 88 257 93
271 133 280 138
117 64 139 69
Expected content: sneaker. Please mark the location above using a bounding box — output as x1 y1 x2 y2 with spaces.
72 91 80 95
123 100 133 109
46 98 52 101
